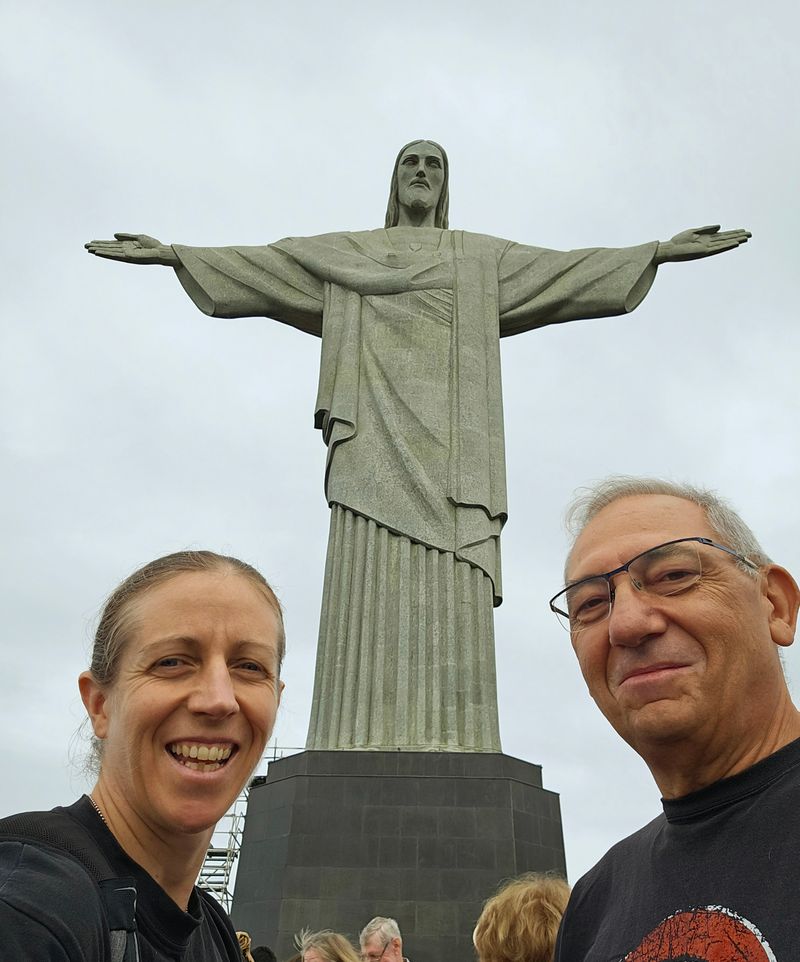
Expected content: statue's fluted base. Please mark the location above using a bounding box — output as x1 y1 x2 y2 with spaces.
231 750 566 962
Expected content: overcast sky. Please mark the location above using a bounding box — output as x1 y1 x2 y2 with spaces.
2 0 798 886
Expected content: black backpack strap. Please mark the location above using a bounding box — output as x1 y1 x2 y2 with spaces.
99 878 140 962
0 810 139 962
0 810 115 878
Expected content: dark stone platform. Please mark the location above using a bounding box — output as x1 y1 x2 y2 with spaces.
230 750 566 962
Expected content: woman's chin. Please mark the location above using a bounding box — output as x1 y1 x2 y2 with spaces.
159 800 230 838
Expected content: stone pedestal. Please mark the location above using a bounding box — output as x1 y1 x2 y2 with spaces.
230 751 566 962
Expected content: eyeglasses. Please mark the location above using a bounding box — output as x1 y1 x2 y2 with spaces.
549 536 759 633
361 940 390 962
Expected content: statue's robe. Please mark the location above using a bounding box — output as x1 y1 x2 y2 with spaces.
173 228 658 750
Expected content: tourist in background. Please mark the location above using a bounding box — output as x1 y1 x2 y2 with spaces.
238 930 256 961
297 928 361 962
359 917 409 962
251 945 278 962
473 873 570 962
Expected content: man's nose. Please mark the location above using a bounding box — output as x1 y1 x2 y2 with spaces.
187 661 240 717
607 577 668 648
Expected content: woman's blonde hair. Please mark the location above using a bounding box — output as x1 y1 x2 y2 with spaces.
295 929 361 962
473 873 571 962
237 930 255 962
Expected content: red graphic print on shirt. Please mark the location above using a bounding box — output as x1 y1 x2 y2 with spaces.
624 906 775 961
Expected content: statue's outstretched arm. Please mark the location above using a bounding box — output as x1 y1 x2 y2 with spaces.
85 233 179 267
654 225 751 265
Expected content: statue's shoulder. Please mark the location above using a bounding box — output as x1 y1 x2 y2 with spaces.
279 230 387 250
459 230 513 250
276 230 345 244
280 229 512 258
446 230 515 263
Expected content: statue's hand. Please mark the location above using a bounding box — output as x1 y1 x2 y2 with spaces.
655 225 751 264
84 233 179 266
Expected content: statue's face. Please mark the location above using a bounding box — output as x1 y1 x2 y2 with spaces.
396 141 444 217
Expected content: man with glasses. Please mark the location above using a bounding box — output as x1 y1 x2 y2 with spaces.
550 477 800 961
359 918 407 962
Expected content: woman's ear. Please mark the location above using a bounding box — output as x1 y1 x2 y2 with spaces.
78 670 109 739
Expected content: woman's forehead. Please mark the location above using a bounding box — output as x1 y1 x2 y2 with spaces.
126 570 280 639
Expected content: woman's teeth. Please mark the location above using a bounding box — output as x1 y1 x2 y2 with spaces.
168 743 233 771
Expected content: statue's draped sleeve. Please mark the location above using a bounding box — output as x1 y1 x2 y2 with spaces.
497 240 659 337
171 243 324 336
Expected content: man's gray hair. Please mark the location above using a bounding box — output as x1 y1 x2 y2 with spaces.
359 917 401 947
564 476 771 577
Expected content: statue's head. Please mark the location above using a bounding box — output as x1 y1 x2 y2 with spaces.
385 139 450 229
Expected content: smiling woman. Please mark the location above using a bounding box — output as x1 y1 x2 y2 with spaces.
0 550 285 962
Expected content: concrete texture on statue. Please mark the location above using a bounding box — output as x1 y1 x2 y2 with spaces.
85 141 751 752
230 751 567 962
314 507 499 750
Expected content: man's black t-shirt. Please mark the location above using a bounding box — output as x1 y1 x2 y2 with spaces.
0 796 241 961
555 736 800 961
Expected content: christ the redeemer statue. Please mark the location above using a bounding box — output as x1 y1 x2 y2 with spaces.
86 139 749 753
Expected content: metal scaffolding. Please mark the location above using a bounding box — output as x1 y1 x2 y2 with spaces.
196 788 250 913
196 743 303 912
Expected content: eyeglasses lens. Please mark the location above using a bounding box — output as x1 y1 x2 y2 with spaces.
629 541 703 600
561 540 704 630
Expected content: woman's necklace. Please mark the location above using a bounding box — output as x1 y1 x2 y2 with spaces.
88 794 108 826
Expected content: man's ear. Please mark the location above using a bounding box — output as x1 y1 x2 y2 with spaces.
79 671 110 739
763 565 800 648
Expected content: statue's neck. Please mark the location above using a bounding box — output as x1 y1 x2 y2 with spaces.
396 206 437 228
